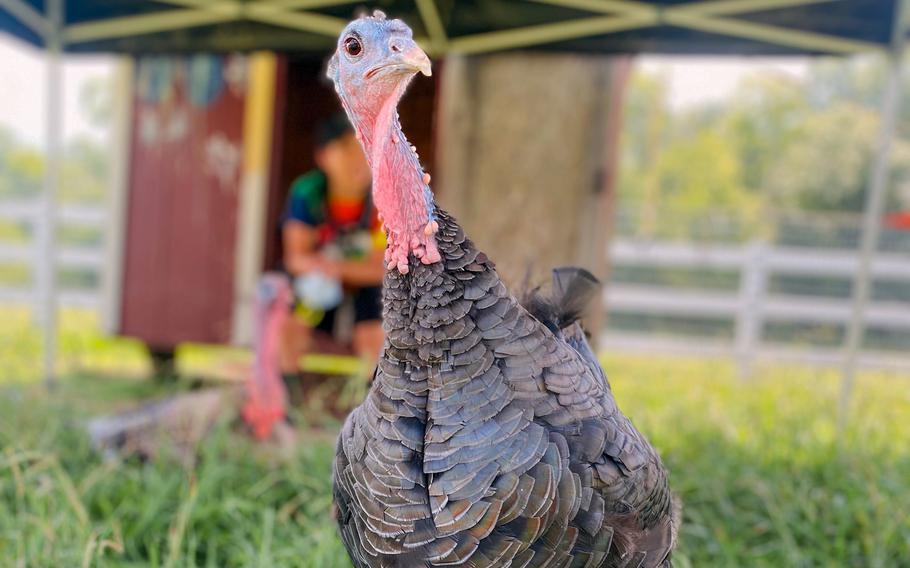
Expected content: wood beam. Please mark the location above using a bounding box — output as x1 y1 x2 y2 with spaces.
101 58 134 335
676 0 841 17
148 0 218 8
64 7 241 43
415 0 448 54
448 14 656 54
527 0 657 17
260 0 362 9
245 6 347 37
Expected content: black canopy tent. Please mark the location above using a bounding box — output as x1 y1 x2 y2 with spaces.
0 0 899 55
1 0 906 426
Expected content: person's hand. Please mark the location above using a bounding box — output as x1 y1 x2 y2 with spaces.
292 254 340 279
292 254 318 274
316 257 341 280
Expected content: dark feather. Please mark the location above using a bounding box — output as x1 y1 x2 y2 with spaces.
522 267 602 334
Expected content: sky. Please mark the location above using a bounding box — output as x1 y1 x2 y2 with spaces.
639 56 809 109
0 35 113 146
0 33 810 147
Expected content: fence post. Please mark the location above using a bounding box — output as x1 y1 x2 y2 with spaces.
735 241 767 379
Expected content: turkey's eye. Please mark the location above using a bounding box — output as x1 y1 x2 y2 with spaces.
344 36 363 57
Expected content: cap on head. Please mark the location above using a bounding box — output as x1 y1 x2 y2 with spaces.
314 112 353 149
327 11 431 107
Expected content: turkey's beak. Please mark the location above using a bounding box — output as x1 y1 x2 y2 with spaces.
396 41 432 77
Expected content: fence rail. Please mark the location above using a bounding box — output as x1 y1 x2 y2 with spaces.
605 239 910 373
0 200 106 312
3 198 909 373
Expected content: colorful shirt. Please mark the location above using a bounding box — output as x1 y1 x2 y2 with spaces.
282 170 385 260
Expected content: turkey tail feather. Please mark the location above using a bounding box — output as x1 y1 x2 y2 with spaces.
521 266 602 333
551 266 600 328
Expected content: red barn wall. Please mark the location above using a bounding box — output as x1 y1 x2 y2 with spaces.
120 56 247 349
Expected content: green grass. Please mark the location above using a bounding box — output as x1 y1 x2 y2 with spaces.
0 372 347 568
0 309 147 386
1 310 909 567
604 358 910 568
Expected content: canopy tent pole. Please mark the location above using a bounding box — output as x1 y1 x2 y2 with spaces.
38 0 63 388
838 0 910 432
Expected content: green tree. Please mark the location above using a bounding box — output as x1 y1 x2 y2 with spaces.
766 102 910 212
654 129 760 240
78 75 113 130
723 74 809 194
618 72 670 237
0 125 44 199
3 72 114 203
618 56 910 243
619 70 761 240
61 135 108 203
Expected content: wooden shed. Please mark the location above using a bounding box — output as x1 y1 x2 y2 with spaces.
115 53 442 353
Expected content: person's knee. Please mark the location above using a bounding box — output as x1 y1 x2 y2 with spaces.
280 316 297 337
354 320 382 336
281 318 313 350
353 321 384 351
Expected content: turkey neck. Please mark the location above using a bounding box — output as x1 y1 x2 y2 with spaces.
350 82 434 253
379 210 505 410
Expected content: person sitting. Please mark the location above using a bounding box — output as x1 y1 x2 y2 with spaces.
280 113 385 386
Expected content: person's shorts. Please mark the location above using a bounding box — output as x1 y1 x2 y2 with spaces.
306 285 382 334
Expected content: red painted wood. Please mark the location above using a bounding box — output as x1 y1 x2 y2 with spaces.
120 56 246 349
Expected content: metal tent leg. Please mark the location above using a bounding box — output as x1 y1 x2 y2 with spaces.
838 0 910 433
39 0 63 388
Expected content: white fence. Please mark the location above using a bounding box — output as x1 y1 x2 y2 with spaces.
604 239 910 373
3 202 909 373
0 200 107 316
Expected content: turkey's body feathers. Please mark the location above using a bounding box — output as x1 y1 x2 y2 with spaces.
334 211 678 567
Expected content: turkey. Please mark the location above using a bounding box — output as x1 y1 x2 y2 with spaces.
329 11 680 568
87 274 295 462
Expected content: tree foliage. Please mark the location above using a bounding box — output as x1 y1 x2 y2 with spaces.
618 72 761 240
766 102 910 212
619 56 910 241
0 73 111 204
0 126 44 199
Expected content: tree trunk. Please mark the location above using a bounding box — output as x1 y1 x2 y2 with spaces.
435 53 630 337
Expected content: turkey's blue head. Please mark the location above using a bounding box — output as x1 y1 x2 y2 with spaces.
327 11 431 126
327 12 441 273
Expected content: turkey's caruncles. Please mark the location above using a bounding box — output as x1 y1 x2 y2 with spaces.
328 11 681 568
